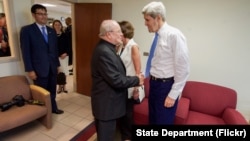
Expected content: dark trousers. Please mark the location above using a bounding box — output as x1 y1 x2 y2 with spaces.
148 78 178 124
119 99 134 140
95 118 116 141
33 69 58 112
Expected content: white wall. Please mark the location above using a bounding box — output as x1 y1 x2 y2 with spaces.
0 0 30 76
0 0 3 12
1 0 250 120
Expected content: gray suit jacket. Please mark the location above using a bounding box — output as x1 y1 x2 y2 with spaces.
91 39 139 121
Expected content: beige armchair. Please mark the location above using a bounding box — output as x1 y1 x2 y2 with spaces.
0 75 52 132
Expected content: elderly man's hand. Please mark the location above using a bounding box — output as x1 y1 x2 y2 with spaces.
137 73 144 86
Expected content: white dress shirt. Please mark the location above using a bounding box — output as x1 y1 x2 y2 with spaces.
150 22 190 100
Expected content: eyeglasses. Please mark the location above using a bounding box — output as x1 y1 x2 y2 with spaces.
35 13 48 16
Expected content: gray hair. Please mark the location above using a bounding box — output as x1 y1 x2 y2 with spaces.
142 1 166 21
99 20 118 36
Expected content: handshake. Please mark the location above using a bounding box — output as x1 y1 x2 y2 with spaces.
136 73 145 86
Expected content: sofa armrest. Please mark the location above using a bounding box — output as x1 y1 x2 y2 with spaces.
30 85 51 109
29 84 52 128
174 97 190 124
222 108 248 125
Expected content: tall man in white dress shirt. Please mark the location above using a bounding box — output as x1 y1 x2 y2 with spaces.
142 1 190 124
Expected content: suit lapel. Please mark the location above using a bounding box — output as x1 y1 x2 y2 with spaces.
47 27 52 43
116 53 126 74
32 23 48 44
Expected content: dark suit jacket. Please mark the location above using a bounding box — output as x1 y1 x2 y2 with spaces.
57 32 70 56
20 23 60 77
65 25 72 65
91 39 139 121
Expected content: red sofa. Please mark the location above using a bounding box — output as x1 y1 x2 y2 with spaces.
175 81 248 124
133 79 248 125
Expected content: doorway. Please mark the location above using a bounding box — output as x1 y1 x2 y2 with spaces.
34 1 112 97
74 3 112 96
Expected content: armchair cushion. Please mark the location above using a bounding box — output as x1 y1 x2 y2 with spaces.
186 111 225 124
0 105 48 132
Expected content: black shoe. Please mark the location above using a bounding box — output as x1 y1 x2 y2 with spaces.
61 86 68 93
52 109 64 114
69 69 73 72
69 72 73 75
57 85 63 94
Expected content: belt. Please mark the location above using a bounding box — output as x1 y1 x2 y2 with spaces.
150 75 174 82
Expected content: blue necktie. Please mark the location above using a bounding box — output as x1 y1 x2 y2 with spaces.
41 26 48 43
145 33 158 77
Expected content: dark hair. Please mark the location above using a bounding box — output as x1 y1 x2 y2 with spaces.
31 4 47 14
118 21 134 39
0 13 5 18
65 17 72 25
52 19 64 33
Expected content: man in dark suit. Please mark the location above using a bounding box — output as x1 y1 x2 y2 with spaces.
91 19 144 141
20 4 63 114
64 17 73 74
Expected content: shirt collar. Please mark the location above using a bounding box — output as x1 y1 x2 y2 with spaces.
36 23 46 29
157 22 168 36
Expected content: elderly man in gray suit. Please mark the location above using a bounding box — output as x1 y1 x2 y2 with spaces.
91 19 144 141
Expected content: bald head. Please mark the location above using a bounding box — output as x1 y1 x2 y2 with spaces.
99 20 119 36
99 20 123 46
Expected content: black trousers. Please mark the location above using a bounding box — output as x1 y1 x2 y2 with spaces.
119 98 135 140
33 68 58 112
95 118 117 141
95 99 135 141
149 78 178 124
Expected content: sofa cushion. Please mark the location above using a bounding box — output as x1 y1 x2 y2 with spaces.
186 111 225 125
133 99 149 125
0 104 47 132
0 76 31 104
144 77 150 98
